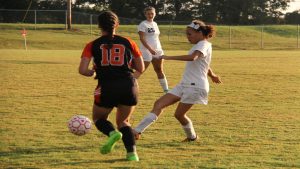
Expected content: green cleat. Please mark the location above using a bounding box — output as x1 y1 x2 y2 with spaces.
100 131 122 154
126 152 139 161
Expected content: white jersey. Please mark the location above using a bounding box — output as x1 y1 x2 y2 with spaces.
137 20 162 50
180 40 212 92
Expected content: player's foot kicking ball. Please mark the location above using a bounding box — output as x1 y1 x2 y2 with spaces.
126 152 139 161
100 131 122 154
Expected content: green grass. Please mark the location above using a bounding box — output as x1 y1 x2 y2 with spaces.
0 23 299 50
1 49 300 168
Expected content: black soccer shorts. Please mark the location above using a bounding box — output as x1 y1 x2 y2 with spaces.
94 78 138 108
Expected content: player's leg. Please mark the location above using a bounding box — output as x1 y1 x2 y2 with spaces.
133 47 151 79
92 104 113 135
152 58 169 93
93 86 114 136
93 85 123 154
93 104 122 154
134 93 180 138
174 103 198 142
116 105 139 161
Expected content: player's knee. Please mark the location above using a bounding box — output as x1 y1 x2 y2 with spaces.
154 67 163 74
174 113 183 121
153 99 164 111
93 116 105 123
116 120 130 129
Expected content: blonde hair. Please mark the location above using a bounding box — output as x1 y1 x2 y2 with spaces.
144 6 155 14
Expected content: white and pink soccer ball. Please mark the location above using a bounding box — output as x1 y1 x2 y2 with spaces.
68 115 92 136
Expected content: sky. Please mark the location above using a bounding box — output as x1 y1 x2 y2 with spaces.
283 0 300 13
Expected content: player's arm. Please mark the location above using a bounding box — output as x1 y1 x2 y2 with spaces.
207 67 222 84
162 50 203 61
138 31 156 55
132 57 145 75
79 57 94 77
129 38 145 78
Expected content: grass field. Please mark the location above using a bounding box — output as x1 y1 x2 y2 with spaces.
1 49 300 168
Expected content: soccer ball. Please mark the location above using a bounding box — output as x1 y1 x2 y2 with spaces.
68 115 92 136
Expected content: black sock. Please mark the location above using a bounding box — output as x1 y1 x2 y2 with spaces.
119 126 136 153
95 119 115 136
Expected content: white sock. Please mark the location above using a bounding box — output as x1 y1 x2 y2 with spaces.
159 78 169 92
182 121 197 139
134 112 158 133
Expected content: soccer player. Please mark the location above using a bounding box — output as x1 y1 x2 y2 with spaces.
134 6 169 93
134 20 222 142
79 11 144 161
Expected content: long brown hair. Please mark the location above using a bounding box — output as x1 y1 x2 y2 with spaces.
97 11 119 49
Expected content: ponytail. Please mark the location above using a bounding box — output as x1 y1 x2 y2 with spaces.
97 11 119 49
188 20 216 39
200 25 215 38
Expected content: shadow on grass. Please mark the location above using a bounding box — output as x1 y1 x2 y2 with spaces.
50 158 127 166
99 158 128 163
139 140 199 149
260 161 300 168
1 60 66 65
0 146 90 157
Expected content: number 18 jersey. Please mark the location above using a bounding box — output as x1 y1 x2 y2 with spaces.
81 35 142 84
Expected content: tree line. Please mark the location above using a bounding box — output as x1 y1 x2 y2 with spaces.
1 0 299 24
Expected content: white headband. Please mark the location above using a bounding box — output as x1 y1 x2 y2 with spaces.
187 22 200 30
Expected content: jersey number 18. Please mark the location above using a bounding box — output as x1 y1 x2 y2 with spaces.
100 44 125 66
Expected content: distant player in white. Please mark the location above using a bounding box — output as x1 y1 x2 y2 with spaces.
134 20 222 142
134 6 169 93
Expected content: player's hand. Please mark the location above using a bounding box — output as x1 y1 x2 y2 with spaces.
211 75 222 84
149 48 157 55
87 69 95 77
161 55 168 60
133 71 141 79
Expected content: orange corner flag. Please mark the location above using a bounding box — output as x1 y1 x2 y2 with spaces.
21 28 27 37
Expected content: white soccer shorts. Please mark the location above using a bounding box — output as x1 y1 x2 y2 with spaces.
141 48 164 62
169 83 208 105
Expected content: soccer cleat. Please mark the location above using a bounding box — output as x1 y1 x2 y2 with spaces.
182 135 198 142
164 89 169 93
126 152 139 161
100 131 122 154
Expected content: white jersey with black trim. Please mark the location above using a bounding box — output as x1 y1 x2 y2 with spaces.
180 40 212 92
137 20 162 50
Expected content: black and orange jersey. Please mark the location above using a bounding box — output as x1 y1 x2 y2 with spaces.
81 35 142 84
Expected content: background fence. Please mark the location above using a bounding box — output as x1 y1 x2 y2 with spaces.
0 9 299 50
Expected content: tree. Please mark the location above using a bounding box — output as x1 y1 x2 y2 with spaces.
0 0 38 9
2 0 293 25
0 0 39 23
285 10 300 24
195 0 225 23
110 0 145 19
37 0 67 10
165 0 194 20
194 0 291 24
74 0 110 11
